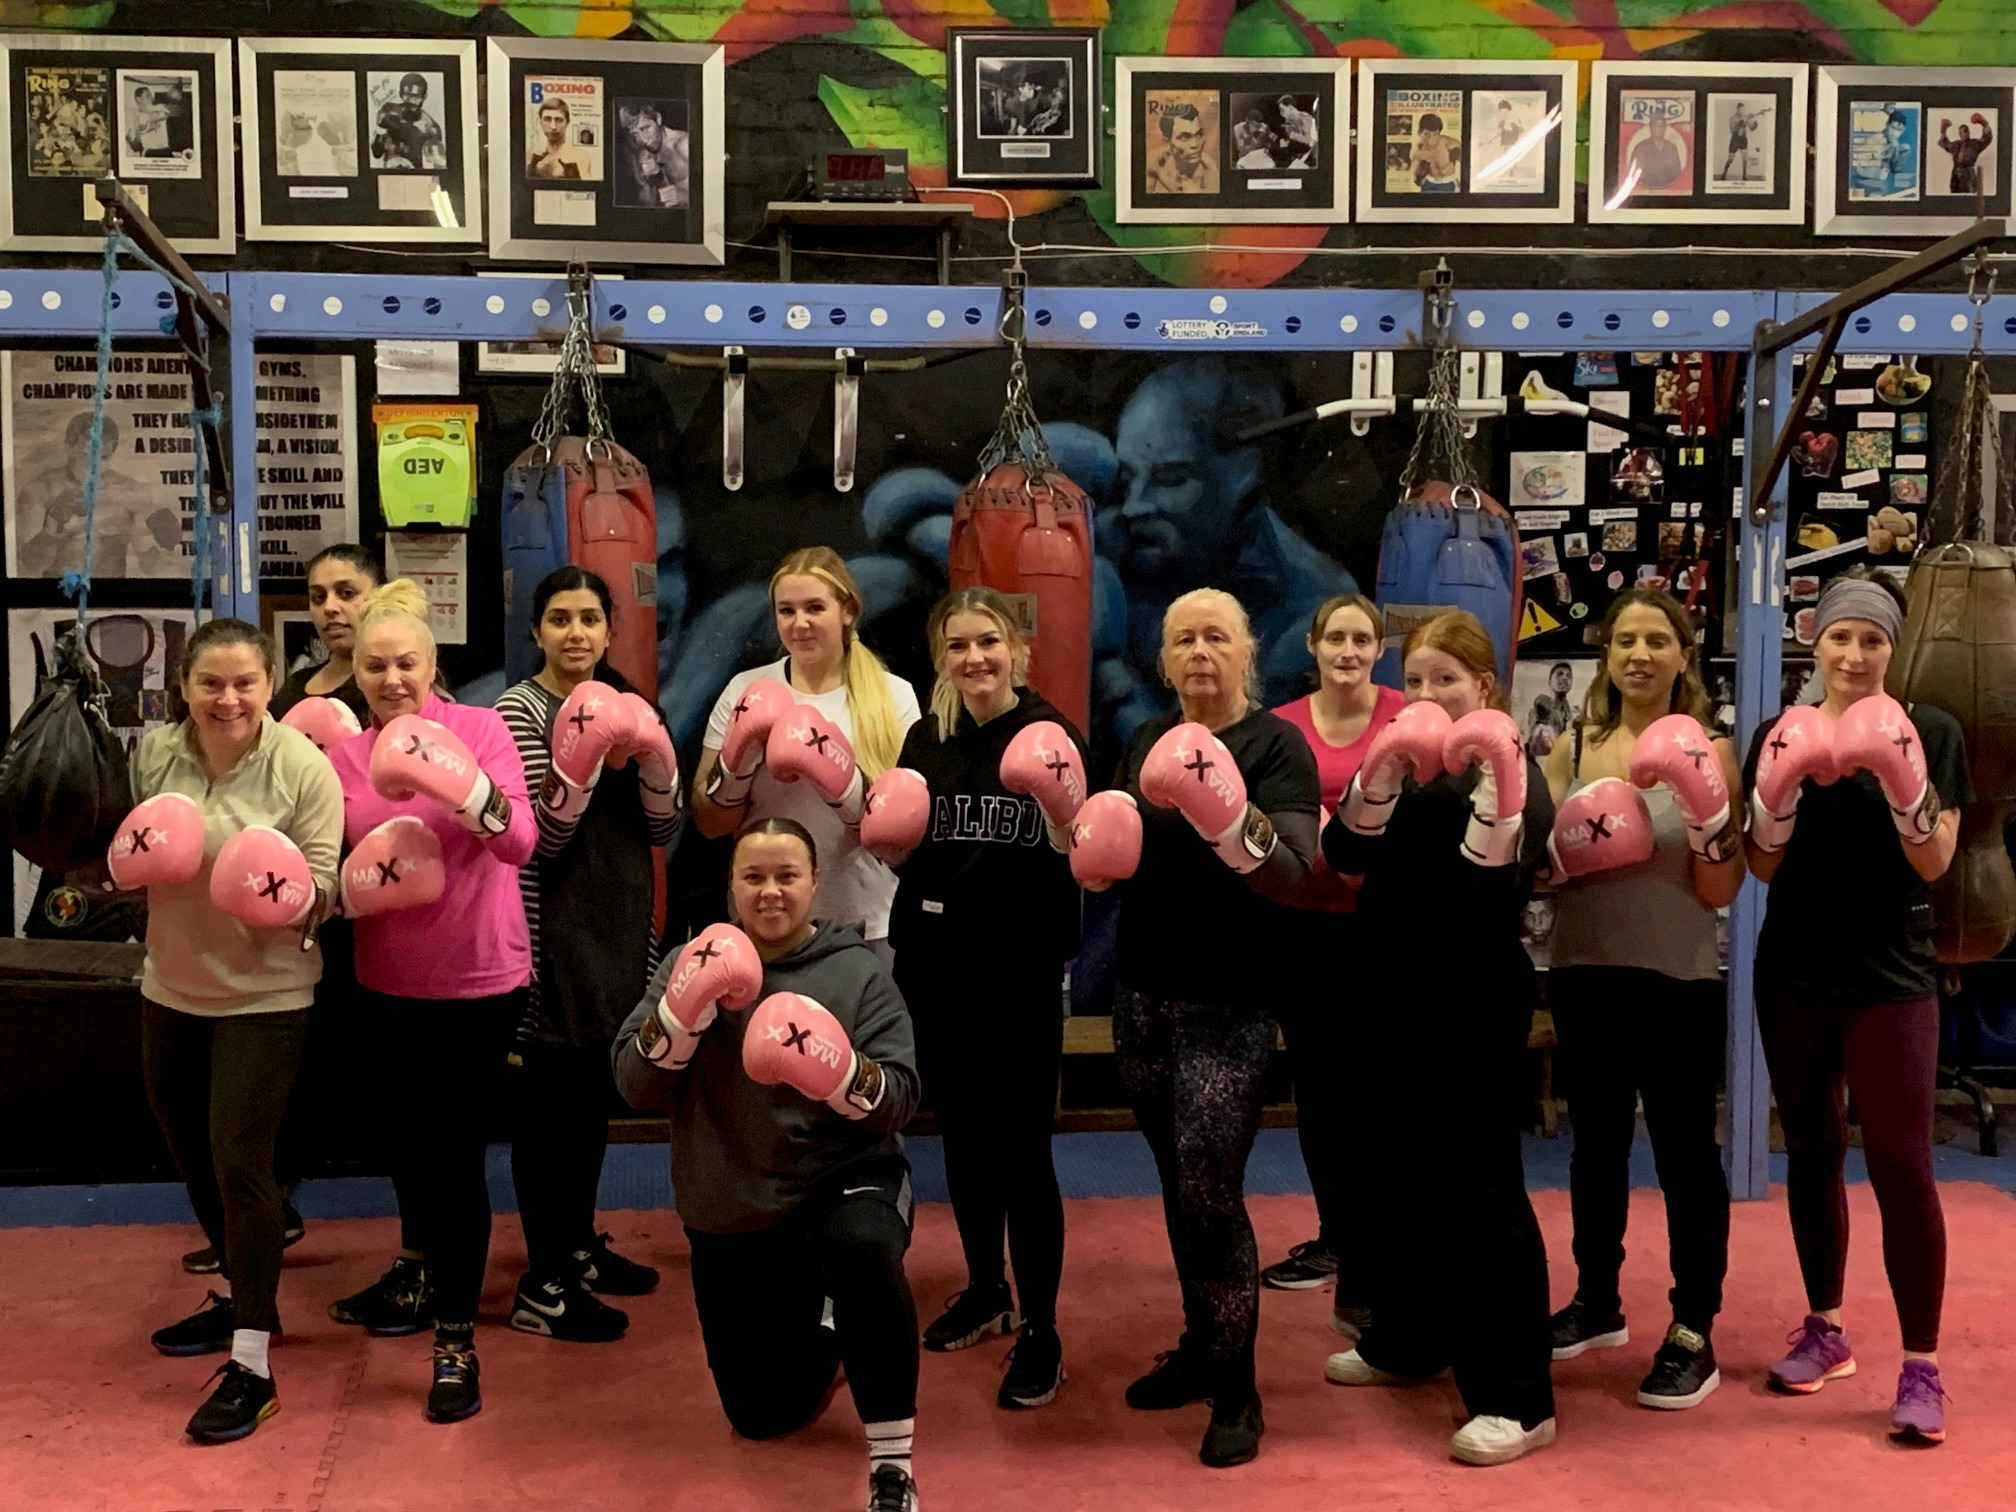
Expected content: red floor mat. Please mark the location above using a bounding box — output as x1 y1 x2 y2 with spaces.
6 1184 2015 1511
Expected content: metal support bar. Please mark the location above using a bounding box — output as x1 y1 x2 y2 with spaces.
93 177 230 335
1748 218 2004 524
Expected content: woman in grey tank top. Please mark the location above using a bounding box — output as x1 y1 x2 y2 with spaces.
1537 591 1743 1412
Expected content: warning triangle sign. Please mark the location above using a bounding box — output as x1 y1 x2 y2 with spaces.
1518 600 1561 641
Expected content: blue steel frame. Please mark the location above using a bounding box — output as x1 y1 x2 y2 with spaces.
7 267 2016 1197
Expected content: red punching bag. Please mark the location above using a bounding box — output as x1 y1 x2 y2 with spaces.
948 321 1094 733
561 437 658 702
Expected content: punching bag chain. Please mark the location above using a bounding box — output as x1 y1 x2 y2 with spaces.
978 263 1058 486
1399 315 1475 494
1930 253 2009 547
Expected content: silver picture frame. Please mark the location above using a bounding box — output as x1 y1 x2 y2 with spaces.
1815 65 2016 237
1588 60 1809 227
1353 57 1577 224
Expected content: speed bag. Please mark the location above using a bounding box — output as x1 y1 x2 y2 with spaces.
948 463 1094 734
1373 482 1522 689
0 626 132 873
1889 542 2016 961
501 447 570 690
562 439 659 703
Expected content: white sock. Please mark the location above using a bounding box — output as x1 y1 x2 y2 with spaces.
865 1417 914 1479
231 1328 271 1379
215 1276 232 1300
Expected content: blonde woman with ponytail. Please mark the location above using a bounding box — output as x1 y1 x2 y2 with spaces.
692 547 920 958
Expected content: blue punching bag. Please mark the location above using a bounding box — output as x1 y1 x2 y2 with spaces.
501 447 570 687
1372 482 1521 688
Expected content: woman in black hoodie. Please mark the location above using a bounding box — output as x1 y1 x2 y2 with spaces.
863 586 1086 1410
613 818 923 1512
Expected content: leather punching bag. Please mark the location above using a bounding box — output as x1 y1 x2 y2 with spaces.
565 439 658 703
949 464 1094 735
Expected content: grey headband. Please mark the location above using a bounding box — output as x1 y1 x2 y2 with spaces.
1812 578 1902 646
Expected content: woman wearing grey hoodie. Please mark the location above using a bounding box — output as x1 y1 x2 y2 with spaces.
614 817 923 1512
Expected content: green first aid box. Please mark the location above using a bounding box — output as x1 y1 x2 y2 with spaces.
378 417 474 528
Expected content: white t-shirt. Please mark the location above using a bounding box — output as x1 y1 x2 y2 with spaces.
704 657 921 941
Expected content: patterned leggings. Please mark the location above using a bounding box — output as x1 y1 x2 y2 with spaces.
1113 986 1274 1396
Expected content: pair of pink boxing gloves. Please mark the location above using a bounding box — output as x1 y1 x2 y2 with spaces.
855 719 1092 864
1750 692 1939 852
542 680 681 824
708 678 866 825
640 924 885 1118
1075 722 1275 890
1342 702 1530 867
1546 713 1738 881
106 794 322 929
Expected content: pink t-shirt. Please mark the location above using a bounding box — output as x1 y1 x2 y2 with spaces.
329 694 537 1000
1274 685 1407 912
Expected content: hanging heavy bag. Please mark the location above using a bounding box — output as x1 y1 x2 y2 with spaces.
502 445 571 690
568 439 658 702
1887 334 2016 963
0 625 133 873
947 290 1093 734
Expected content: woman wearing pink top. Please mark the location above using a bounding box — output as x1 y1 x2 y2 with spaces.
324 580 535 1425
1262 593 1404 1334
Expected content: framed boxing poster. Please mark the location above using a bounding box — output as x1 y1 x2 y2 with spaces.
946 27 1100 188
1353 57 1578 224
238 37 481 244
1815 66 2016 236
1588 61 1808 226
1114 56 1348 225
485 36 723 265
0 33 235 254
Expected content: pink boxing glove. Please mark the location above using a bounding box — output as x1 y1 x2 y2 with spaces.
1628 713 1737 864
1002 720 1088 839
372 715 508 837
708 677 794 809
210 826 316 928
281 696 361 754
768 705 866 824
1340 701 1453 837
541 681 632 824
1141 722 1273 874
1547 779 1656 881
640 925 764 1070
742 991 883 1118
105 792 206 892
618 692 681 822
1749 705 1837 853
341 816 445 918
1835 693 1939 845
1443 709 1528 868
860 768 930 864
1070 789 1143 891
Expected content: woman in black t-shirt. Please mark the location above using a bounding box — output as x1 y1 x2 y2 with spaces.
867 587 1084 1411
1318 609 1558 1468
270 544 380 724
1079 588 1317 1471
1742 569 1967 1445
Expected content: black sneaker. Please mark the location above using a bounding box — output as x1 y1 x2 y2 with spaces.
329 1257 433 1336
510 1273 629 1343
1261 1239 1339 1291
425 1344 482 1423
922 1282 1019 1353
867 1464 919 1512
1550 1299 1629 1360
571 1233 659 1296
1125 1345 1212 1411
1329 1303 1373 1341
999 1324 1065 1409
152 1292 236 1357
1637 1323 1721 1410
1199 1394 1265 1468
185 1362 279 1443
181 1206 304 1275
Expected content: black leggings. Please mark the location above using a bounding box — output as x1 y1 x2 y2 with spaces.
903 955 1066 1327
1552 966 1730 1332
509 1042 617 1279
364 988 518 1330
1113 985 1272 1397
1276 914 1369 1296
686 1155 919 1436
1757 986 1945 1353
141 1000 307 1333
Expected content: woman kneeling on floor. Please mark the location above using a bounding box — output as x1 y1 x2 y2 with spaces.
614 818 925 1512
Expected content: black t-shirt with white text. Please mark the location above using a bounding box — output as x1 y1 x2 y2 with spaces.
1744 701 1972 1002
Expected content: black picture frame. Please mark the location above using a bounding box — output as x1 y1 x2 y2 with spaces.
1816 66 2016 236
0 33 234 253
1590 62 1808 226
238 37 481 244
946 27 1100 189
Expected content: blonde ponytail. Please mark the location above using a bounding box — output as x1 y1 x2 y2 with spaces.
769 545 906 778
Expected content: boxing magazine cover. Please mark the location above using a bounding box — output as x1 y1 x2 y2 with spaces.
1616 88 1695 198
1383 88 1462 193
24 64 110 177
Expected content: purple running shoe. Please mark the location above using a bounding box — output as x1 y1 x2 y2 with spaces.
1889 1359 1947 1444
1769 1314 1856 1394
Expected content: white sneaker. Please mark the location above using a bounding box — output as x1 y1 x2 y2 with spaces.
1323 1348 1403 1387
1449 1414 1557 1466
